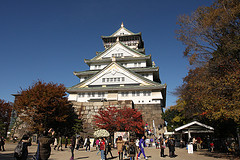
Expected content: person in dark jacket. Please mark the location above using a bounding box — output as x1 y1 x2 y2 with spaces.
128 138 137 160
39 129 55 160
168 137 175 158
16 134 32 160
160 138 165 157
70 135 76 160
0 136 6 151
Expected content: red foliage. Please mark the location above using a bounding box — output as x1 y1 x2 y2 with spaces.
15 80 72 133
94 106 144 134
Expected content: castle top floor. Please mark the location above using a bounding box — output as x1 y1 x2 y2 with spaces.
101 23 144 51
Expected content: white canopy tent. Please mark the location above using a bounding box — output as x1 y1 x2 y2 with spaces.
175 121 214 140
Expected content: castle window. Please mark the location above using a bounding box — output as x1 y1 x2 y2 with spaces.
136 91 140 96
121 92 128 97
122 77 125 81
132 91 136 96
102 78 105 82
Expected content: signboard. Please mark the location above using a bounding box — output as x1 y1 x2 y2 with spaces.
188 144 193 154
114 132 129 147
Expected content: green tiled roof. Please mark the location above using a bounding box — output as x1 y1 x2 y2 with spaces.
67 84 166 92
89 41 147 61
101 32 141 38
69 61 165 90
84 55 151 64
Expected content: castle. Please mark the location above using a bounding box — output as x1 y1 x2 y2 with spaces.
67 23 167 135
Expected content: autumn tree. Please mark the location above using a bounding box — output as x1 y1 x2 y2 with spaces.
162 99 187 132
175 0 240 137
14 80 77 135
0 99 13 136
94 106 144 135
176 0 240 65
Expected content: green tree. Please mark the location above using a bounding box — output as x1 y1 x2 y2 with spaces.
14 80 76 135
162 99 187 131
72 119 83 135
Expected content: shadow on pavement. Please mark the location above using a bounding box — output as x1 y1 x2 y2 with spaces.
0 152 15 160
76 156 89 159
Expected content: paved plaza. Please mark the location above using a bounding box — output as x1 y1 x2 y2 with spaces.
0 142 238 160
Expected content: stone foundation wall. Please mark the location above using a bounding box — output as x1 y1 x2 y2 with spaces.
134 103 165 135
71 100 133 136
71 100 165 136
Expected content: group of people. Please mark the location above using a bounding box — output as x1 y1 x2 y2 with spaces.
14 128 55 160
155 136 176 158
96 135 150 160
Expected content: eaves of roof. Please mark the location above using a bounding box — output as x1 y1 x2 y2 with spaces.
84 55 151 64
101 32 142 38
74 67 159 79
70 61 164 90
89 41 147 61
67 84 166 93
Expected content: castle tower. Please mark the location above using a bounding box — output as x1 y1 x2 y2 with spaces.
67 23 167 135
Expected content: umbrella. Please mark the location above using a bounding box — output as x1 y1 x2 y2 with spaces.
94 129 110 138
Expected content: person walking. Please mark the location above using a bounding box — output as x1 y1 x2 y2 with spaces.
57 136 63 151
39 128 55 160
160 137 165 157
70 135 76 160
106 141 113 159
99 137 106 160
85 136 91 151
53 138 58 150
96 138 100 151
0 136 6 151
168 137 175 158
138 136 148 159
65 136 68 148
116 136 124 160
128 138 137 160
75 137 80 150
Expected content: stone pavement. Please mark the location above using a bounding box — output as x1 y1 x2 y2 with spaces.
0 142 236 160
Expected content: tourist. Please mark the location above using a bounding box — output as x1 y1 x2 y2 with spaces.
15 134 32 160
106 141 113 159
123 141 129 158
96 138 100 151
116 136 124 160
99 137 106 160
39 128 55 160
70 135 76 160
196 137 202 150
128 138 137 160
160 137 165 157
57 136 63 151
65 136 68 148
85 136 91 151
155 137 160 149
75 136 80 150
168 137 175 158
138 136 148 159
210 141 214 152
53 137 58 150
0 136 6 151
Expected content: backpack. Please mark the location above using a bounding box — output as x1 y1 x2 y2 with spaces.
14 141 23 158
129 144 136 154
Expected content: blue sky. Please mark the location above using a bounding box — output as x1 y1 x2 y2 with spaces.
0 0 212 107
